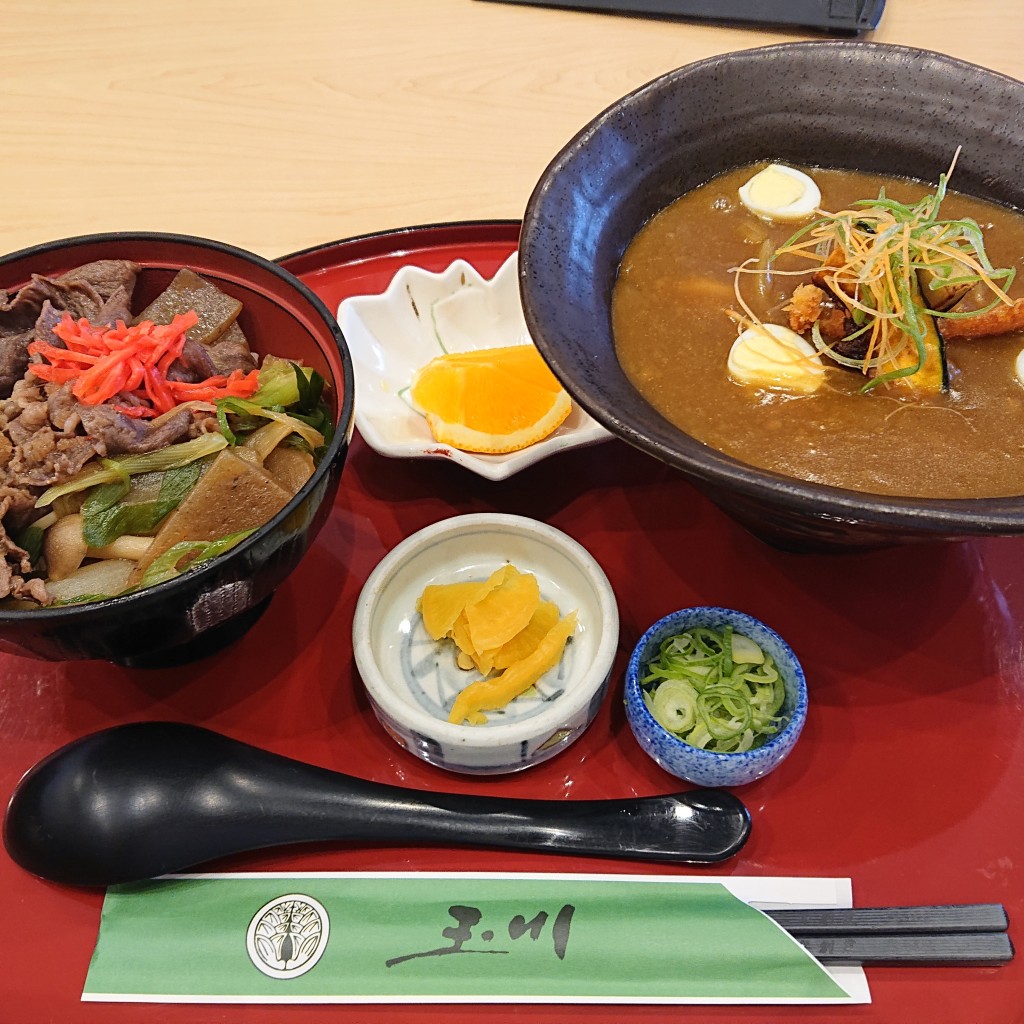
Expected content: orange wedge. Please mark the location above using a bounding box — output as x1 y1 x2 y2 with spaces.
409 345 572 454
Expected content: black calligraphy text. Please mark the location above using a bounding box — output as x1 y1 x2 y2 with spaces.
385 903 576 968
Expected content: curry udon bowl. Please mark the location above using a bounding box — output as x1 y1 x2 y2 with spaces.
519 41 1024 550
0 232 354 664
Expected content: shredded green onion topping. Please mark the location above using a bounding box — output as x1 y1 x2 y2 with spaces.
640 626 787 753
772 151 1015 389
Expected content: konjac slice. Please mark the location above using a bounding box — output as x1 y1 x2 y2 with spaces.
133 268 243 348
129 448 292 581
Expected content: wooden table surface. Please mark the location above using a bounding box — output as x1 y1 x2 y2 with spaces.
2 0 1020 260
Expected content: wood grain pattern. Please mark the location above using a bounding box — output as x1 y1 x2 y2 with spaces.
0 0 1020 258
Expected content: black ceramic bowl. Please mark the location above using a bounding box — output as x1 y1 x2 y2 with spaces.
519 42 1024 550
0 232 354 664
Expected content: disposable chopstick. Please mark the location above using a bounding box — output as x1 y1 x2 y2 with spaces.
757 904 1013 967
764 903 1009 936
797 932 1014 967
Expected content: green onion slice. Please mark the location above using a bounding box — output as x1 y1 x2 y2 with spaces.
640 626 788 753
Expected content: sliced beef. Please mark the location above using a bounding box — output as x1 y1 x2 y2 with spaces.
0 483 36 524
4 571 48 604
0 260 140 398
46 382 82 434
0 493 49 604
10 275 102 325
77 403 192 456
93 284 134 327
58 259 138 302
2 377 45 418
1 380 100 491
207 321 257 374
187 411 221 439
168 337 220 382
7 432 99 488
0 327 38 401
5 396 50 445
34 300 64 343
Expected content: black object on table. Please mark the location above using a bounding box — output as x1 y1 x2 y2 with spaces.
763 904 1014 966
3 721 751 887
476 0 886 35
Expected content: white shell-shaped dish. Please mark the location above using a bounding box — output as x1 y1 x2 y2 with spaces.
337 253 610 480
352 513 619 775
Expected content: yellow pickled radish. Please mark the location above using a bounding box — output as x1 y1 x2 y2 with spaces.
448 611 578 725
463 565 540 652
488 599 560 671
418 564 510 640
416 563 577 725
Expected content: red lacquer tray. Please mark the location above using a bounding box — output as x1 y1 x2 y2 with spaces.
2 222 1022 1023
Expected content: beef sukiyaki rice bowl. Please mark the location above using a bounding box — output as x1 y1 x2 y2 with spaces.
0 232 354 663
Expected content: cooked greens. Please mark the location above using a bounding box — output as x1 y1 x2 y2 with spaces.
80 463 203 548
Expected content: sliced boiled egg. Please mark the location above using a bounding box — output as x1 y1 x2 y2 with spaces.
1015 347 1024 388
738 164 821 223
728 323 825 393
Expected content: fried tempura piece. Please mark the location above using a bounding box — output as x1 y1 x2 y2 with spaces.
941 297 1024 339
786 283 827 334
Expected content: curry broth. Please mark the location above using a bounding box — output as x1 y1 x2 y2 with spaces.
612 165 1024 498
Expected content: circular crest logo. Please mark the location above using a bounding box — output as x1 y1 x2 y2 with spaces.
246 893 330 979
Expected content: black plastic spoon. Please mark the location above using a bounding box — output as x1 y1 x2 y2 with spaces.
3 722 751 886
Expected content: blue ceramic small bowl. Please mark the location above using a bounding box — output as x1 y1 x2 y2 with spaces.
625 607 807 787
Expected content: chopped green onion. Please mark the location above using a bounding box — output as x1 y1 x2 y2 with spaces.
243 419 298 463
640 626 788 753
249 356 320 410
212 397 324 451
249 355 302 408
